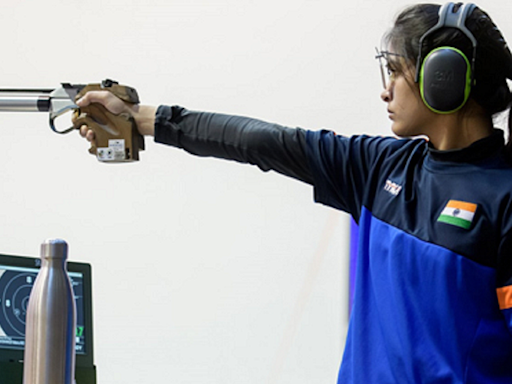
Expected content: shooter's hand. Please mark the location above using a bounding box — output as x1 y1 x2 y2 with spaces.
75 90 156 143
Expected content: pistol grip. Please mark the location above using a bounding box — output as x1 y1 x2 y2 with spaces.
74 80 144 162
73 104 144 162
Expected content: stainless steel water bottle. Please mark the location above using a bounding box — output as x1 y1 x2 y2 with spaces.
23 239 77 384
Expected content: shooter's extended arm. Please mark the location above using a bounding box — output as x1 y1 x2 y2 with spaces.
0 79 144 162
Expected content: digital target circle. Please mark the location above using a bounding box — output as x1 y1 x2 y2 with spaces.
0 270 37 337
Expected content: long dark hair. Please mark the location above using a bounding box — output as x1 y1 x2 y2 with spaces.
383 3 512 154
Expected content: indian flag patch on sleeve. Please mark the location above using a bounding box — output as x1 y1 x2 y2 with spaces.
437 200 477 229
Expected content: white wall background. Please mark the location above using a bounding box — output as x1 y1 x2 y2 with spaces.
0 0 510 383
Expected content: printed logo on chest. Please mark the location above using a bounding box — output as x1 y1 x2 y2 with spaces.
384 179 403 196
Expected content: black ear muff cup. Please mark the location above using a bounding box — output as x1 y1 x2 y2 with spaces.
420 47 472 113
415 3 477 114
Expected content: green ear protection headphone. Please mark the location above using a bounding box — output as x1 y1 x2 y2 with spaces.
415 2 477 114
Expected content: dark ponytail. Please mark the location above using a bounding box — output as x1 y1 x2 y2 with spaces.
384 3 512 157
470 7 512 158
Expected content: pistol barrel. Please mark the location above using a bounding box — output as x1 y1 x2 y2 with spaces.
0 95 51 112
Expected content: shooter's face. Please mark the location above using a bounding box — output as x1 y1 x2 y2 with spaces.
380 63 438 140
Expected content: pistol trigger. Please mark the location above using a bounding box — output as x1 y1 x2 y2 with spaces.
49 110 75 134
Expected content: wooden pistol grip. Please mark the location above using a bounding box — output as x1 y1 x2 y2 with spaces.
74 81 144 162
73 103 144 162
77 82 140 104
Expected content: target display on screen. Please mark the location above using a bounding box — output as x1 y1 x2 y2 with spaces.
0 263 86 355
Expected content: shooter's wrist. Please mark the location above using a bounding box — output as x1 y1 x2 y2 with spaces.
132 105 157 137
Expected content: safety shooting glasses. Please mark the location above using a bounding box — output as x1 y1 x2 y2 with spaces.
375 48 406 89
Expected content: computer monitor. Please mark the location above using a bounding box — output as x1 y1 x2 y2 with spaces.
0 253 96 384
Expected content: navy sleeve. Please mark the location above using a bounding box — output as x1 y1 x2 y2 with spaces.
154 105 313 184
304 130 403 220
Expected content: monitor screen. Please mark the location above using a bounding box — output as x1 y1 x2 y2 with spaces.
0 265 86 354
0 254 93 368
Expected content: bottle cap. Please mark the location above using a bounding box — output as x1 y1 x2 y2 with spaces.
40 238 68 259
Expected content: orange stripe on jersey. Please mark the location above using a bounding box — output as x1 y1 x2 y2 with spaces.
497 286 512 310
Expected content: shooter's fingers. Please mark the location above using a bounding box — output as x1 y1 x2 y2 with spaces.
79 125 96 142
76 90 127 115
78 125 87 137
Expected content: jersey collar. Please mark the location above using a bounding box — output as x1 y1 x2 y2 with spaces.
428 129 505 163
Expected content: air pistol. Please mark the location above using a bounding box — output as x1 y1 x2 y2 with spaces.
0 79 144 162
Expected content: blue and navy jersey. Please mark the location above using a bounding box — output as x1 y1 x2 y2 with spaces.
305 129 512 383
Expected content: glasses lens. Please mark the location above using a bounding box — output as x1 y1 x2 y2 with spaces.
375 49 403 89
379 58 388 89
375 50 387 89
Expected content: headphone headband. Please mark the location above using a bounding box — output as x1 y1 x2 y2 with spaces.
415 3 477 83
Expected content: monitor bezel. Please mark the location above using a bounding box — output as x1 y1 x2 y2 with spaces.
0 253 94 368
